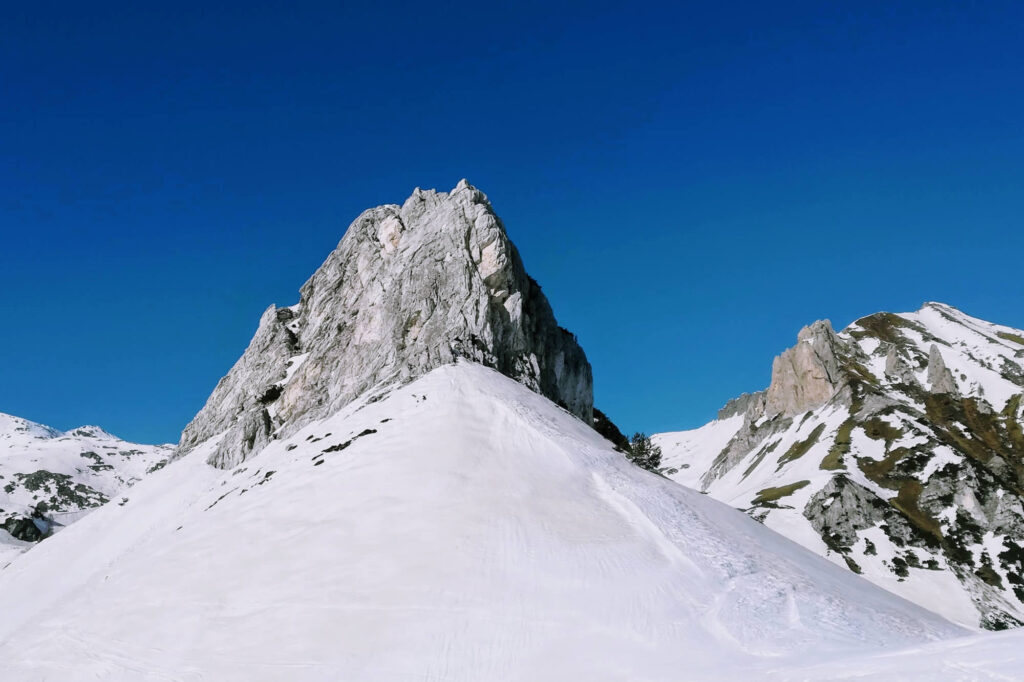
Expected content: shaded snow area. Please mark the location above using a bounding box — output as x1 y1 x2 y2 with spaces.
0 363 974 681
0 412 171 566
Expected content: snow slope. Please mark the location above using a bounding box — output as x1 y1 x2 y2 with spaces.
656 414 744 489
769 628 1024 681
0 363 969 681
0 412 171 566
655 303 1024 630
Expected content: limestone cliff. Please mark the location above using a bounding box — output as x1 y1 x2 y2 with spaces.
701 319 850 486
764 320 844 417
177 180 593 468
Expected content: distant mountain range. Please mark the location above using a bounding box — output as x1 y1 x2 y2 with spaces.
0 412 170 566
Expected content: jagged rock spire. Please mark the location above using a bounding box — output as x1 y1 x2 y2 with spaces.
883 346 919 387
177 180 593 468
764 320 843 417
926 344 960 396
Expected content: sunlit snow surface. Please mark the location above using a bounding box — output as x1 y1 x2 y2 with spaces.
768 628 1024 681
0 363 986 680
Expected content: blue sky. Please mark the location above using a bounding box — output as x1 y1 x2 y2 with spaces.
2 2 1023 444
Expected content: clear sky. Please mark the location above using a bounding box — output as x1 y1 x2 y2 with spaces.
2 2 1023 444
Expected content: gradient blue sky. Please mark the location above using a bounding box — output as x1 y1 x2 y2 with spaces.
2 2 1023 444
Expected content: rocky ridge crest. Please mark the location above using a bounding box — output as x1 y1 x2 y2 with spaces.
177 181 593 468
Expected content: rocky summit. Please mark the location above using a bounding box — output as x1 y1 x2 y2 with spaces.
177 180 593 468
655 303 1024 630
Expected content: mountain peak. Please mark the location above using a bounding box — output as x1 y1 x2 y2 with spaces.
765 318 843 417
0 413 62 440
177 182 593 468
67 425 117 440
920 300 958 312
657 303 1024 629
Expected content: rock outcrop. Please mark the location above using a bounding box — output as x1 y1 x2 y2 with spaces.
927 344 960 396
764 320 843 417
716 391 766 420
701 320 848 487
177 180 593 468
884 346 919 386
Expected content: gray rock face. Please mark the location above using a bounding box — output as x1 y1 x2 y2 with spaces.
700 321 846 489
177 180 593 468
884 346 919 387
716 391 766 421
806 476 918 551
764 320 843 417
700 411 791 489
927 344 960 396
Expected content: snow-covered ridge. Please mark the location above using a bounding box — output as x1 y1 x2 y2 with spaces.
0 412 171 567
655 302 1024 630
0 364 969 680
